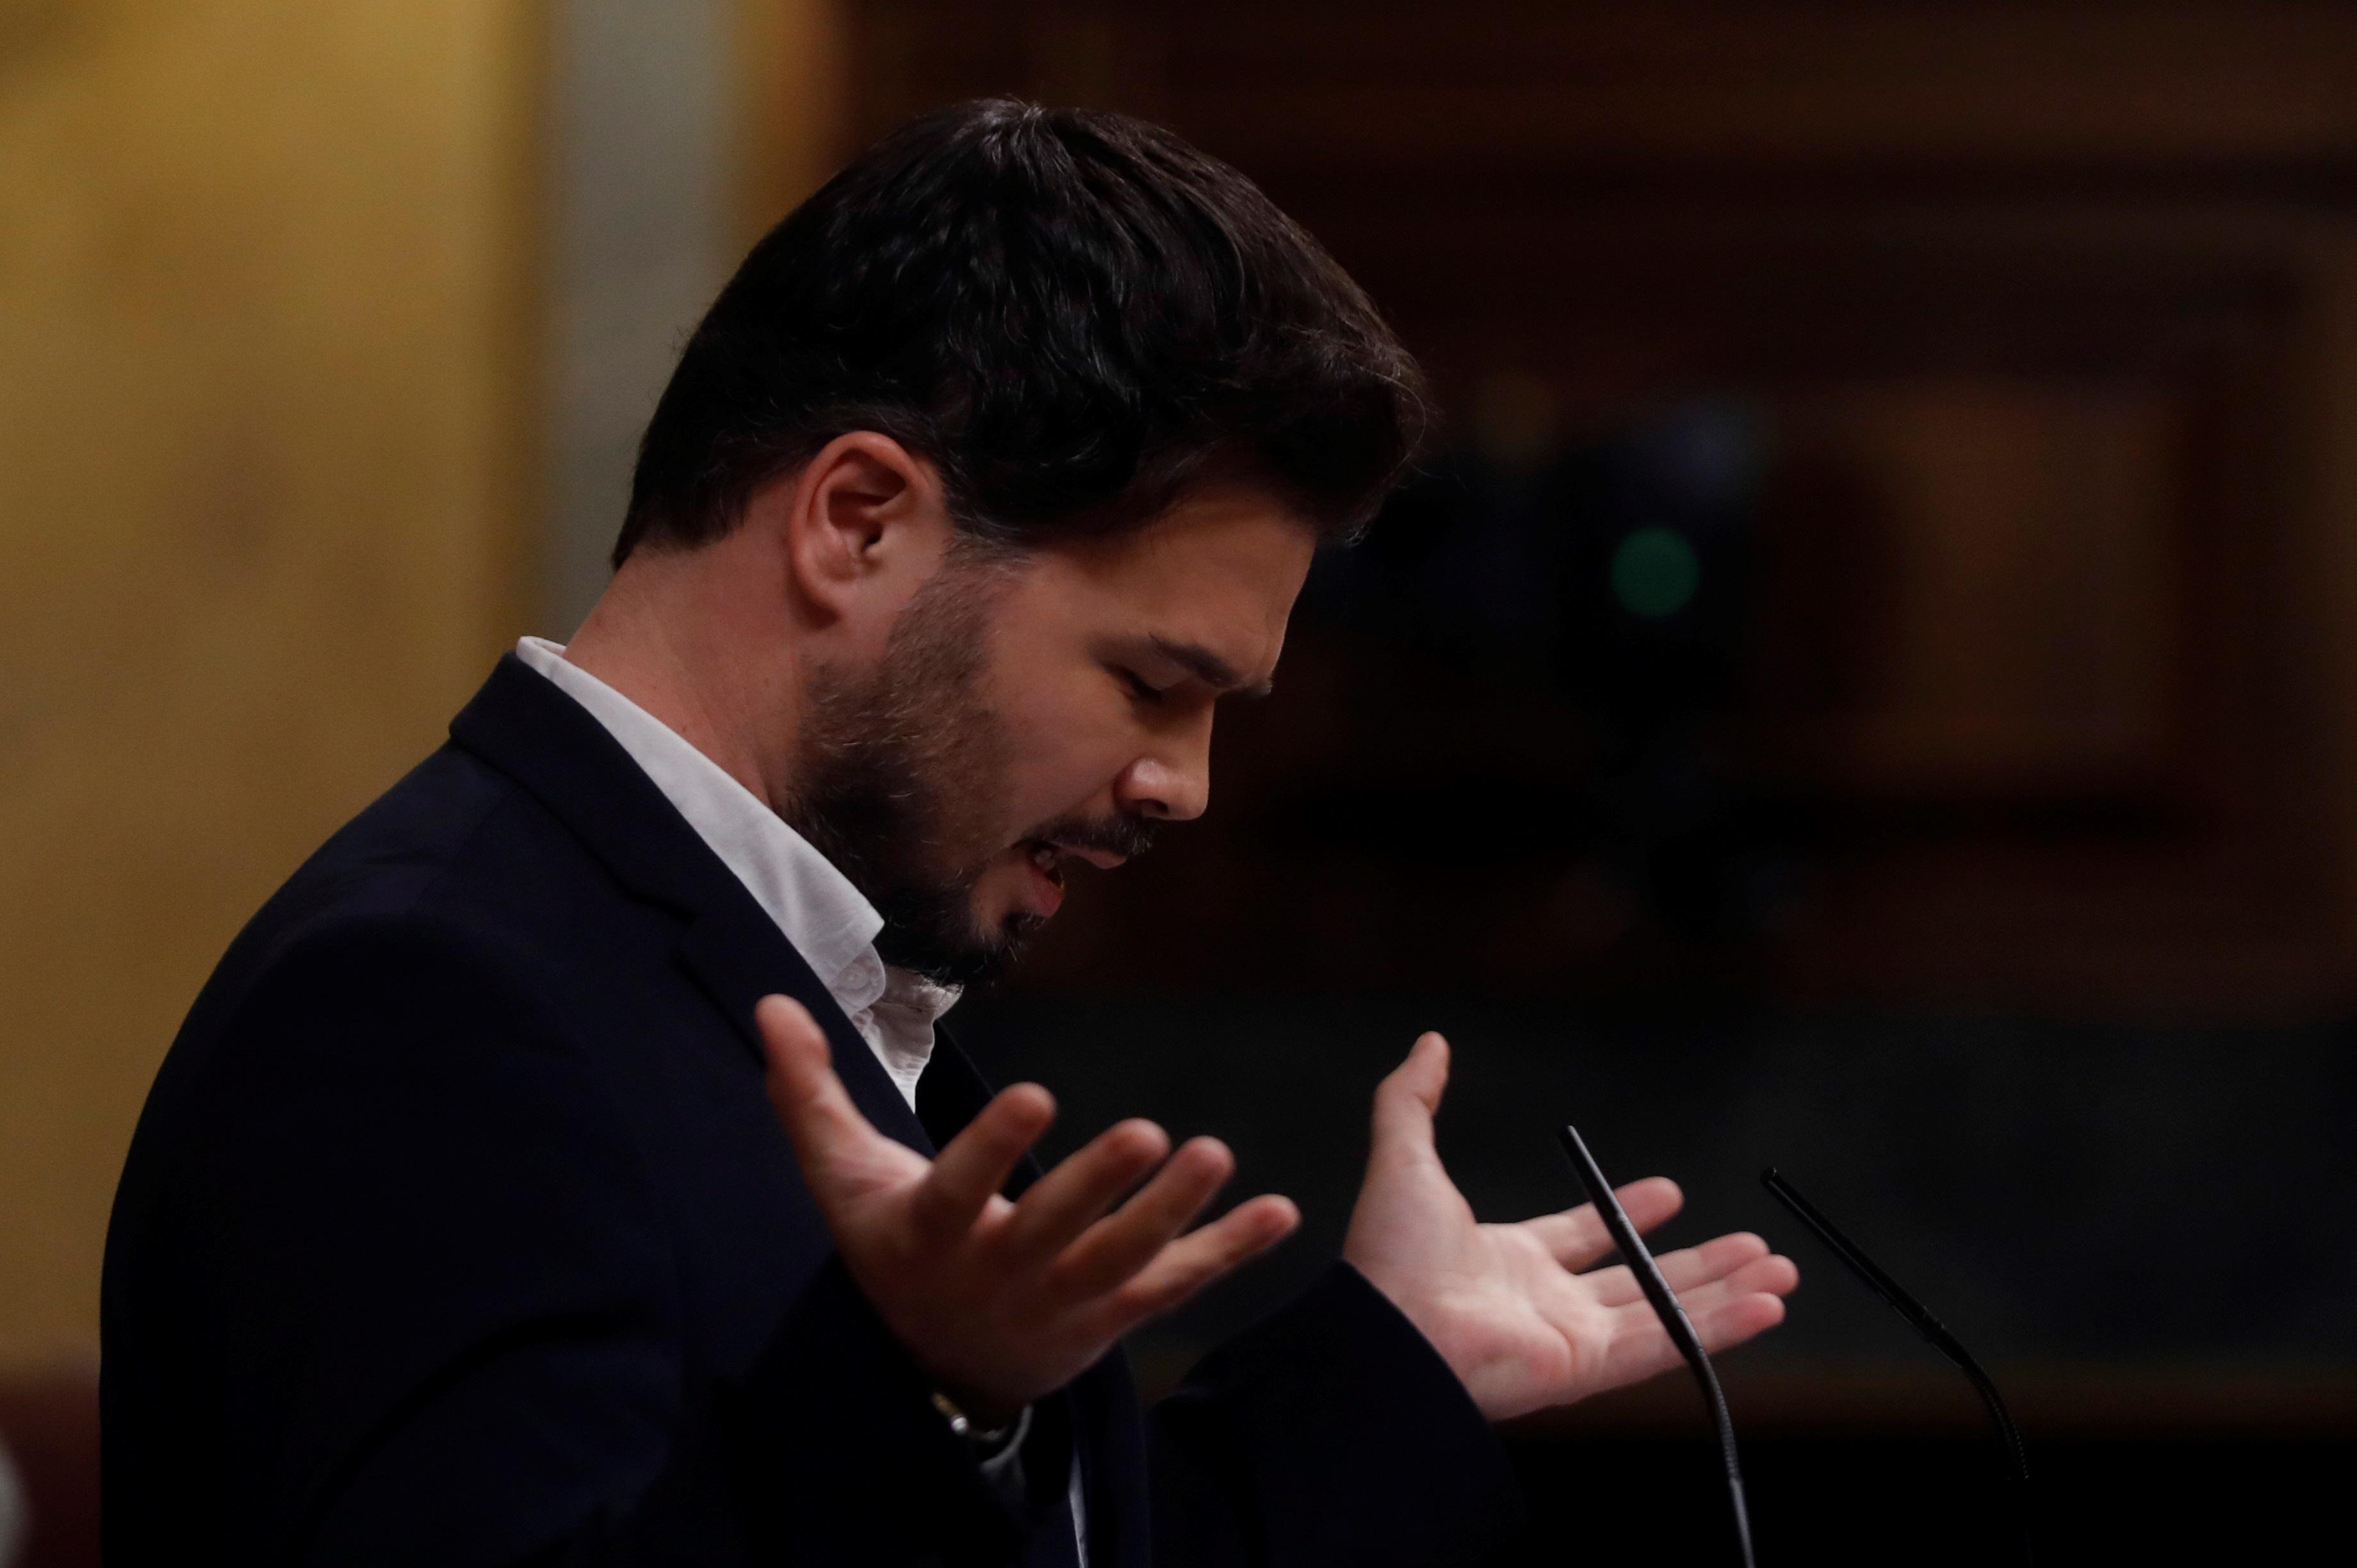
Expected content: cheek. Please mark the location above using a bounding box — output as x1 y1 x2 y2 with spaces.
990 682 1134 819
972 598 1141 818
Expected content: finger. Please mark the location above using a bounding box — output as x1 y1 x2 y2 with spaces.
1520 1177 1684 1270
1584 1230 1771 1307
911 1082 1056 1240
1048 1136 1236 1300
1599 1289 1791 1392
994 1117 1172 1263
758 995 888 1192
1087 1193 1300 1335
1369 1032 1449 1163
1666 1252 1801 1319
1690 1285 1791 1356
1597 1257 1796 1389
1602 1289 1791 1391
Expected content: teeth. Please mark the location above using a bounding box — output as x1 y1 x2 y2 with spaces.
1030 842 1057 872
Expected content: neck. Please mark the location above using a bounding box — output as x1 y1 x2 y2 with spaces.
560 547 803 814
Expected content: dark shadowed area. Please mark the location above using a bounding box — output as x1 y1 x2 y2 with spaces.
869 3 2357 1559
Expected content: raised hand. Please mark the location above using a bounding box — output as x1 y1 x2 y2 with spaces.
758 995 1300 1423
1343 1033 1798 1423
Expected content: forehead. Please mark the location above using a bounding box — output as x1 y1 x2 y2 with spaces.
1024 486 1319 636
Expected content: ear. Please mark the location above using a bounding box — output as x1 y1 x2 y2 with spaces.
753 432 952 625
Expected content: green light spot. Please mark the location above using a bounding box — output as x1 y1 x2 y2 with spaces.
1610 527 1700 619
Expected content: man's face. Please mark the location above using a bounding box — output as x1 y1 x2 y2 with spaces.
785 485 1315 986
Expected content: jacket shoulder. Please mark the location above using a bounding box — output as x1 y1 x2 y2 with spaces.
232 742 619 974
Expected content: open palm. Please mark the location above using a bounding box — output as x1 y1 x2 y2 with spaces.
1342 1033 1797 1423
759 995 1298 1422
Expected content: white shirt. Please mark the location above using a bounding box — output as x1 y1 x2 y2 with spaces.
515 639 1086 1561
515 637 957 1108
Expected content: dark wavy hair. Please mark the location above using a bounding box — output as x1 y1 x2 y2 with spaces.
614 99 1429 566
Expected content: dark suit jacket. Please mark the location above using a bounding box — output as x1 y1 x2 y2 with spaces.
101 655 1524 1566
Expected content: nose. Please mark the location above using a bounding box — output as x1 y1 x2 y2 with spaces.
1114 724 1211 822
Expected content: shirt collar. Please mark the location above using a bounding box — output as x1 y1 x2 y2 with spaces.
512 637 958 1033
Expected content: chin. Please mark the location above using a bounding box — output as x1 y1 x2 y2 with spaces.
923 914 1042 992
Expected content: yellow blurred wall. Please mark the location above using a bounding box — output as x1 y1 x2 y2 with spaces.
0 1 541 1358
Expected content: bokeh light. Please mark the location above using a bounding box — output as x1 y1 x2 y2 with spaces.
1610 527 1702 619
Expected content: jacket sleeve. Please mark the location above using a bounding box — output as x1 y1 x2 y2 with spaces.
1147 1263 1528 1567
140 913 1060 1567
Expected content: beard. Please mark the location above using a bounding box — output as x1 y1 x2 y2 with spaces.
784 555 1155 988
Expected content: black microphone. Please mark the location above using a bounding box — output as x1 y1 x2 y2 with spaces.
1558 1125 1757 1568
1760 1168 2035 1566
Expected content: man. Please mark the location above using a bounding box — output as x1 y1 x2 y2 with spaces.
103 101 1796 1565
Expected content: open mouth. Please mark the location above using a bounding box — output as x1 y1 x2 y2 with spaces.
1022 838 1066 889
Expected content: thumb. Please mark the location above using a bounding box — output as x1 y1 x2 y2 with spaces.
1370 1031 1449 1157
756 994 876 1195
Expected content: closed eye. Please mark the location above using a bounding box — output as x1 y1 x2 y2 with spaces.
1116 667 1171 704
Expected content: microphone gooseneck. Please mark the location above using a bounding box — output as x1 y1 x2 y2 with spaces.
1761 1167 2035 1567
1558 1125 1756 1568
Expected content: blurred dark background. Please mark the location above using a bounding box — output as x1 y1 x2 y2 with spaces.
859 3 2357 1560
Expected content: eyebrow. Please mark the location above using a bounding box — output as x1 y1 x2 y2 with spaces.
1150 635 1275 698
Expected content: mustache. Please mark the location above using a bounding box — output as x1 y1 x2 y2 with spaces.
1027 812 1161 862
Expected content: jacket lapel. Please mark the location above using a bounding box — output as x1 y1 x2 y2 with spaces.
912 1028 1001 1168
448 654 934 1156
672 903 934 1157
